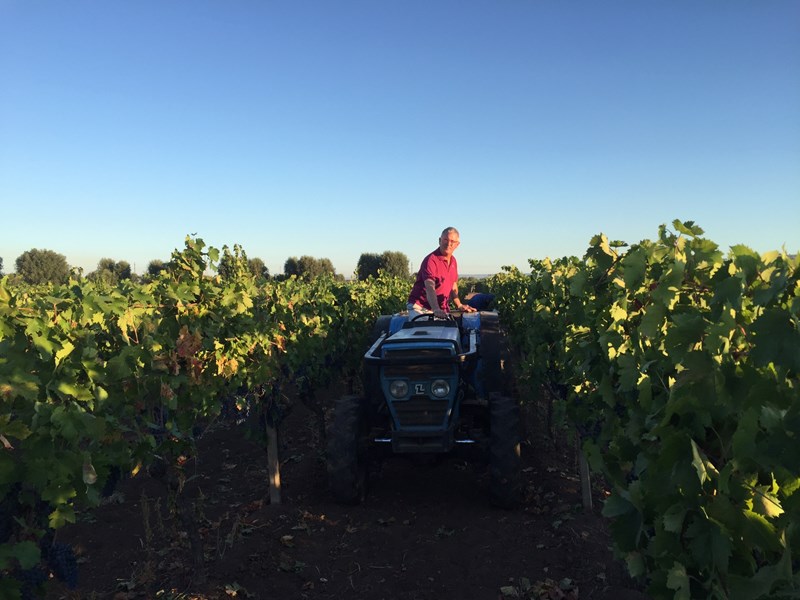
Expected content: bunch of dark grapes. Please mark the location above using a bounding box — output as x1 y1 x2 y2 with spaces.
45 542 78 588
101 465 121 498
0 504 14 545
0 484 22 544
15 567 48 600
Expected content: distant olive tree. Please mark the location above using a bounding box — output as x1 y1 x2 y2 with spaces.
15 248 70 285
356 251 410 280
379 251 410 279
248 257 269 280
284 255 336 280
88 258 132 285
0 256 4 277
147 260 167 277
356 253 382 280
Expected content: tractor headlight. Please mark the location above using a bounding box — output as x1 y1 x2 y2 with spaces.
389 380 409 399
431 379 450 398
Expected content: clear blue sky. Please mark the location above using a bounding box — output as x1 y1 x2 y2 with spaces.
2 1 798 278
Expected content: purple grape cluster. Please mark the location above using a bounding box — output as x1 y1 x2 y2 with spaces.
46 542 78 589
16 567 48 600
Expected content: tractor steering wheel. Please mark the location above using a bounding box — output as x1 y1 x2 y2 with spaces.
410 312 452 322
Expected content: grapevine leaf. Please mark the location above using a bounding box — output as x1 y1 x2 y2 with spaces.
652 262 685 309
31 332 56 357
732 408 759 463
664 312 706 360
751 484 784 519
728 546 793 600
666 562 691 600
500 586 520 597
639 303 666 339
749 308 800 372
711 274 742 308
0 453 17 484
742 510 781 553
690 440 713 485
672 220 704 237
685 514 732 572
730 245 760 282
10 540 40 569
54 340 75 368
625 552 645 578
602 492 635 518
662 504 687 533
622 247 647 291
617 352 639 391
49 504 77 529
55 380 94 402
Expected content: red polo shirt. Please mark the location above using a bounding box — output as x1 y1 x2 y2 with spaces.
408 249 459 311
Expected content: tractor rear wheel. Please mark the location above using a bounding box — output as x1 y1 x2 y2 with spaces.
479 312 512 396
488 392 522 508
326 395 369 504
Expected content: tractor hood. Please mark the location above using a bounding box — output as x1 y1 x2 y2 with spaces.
384 324 461 346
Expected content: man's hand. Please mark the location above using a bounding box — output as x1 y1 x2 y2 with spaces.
433 307 448 319
460 304 477 313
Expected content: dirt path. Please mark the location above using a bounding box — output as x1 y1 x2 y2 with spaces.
49 400 647 600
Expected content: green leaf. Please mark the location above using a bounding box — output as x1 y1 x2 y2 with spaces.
666 562 691 600
31 332 56 357
625 552 646 578
0 417 31 441
602 492 636 518
49 504 77 529
652 262 685 309
690 439 713 485
54 340 75 367
750 308 800 372
662 504 687 533
730 244 761 283
639 303 666 339
622 247 648 291
10 540 41 569
56 380 94 402
617 352 639 391
711 274 743 308
664 312 706 358
751 483 784 519
729 546 793 600
672 220 705 237
742 510 781 553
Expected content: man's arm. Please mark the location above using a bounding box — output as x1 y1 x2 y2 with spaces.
424 279 447 318
449 282 476 313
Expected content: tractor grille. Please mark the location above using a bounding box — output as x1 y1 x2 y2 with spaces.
383 348 455 379
392 397 449 427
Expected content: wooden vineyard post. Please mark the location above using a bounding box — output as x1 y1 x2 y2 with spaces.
266 418 282 504
576 432 592 511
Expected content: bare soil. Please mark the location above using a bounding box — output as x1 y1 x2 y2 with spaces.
47 393 649 600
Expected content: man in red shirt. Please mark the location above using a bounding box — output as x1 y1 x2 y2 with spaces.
407 227 477 319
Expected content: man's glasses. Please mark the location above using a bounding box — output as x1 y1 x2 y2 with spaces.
441 239 460 246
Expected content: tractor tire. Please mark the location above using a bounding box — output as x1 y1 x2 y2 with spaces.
479 312 512 396
488 392 522 509
326 395 369 504
369 315 393 347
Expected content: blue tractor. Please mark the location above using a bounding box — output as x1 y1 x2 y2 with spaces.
326 311 522 508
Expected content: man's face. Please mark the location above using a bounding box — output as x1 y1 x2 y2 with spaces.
439 232 460 257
